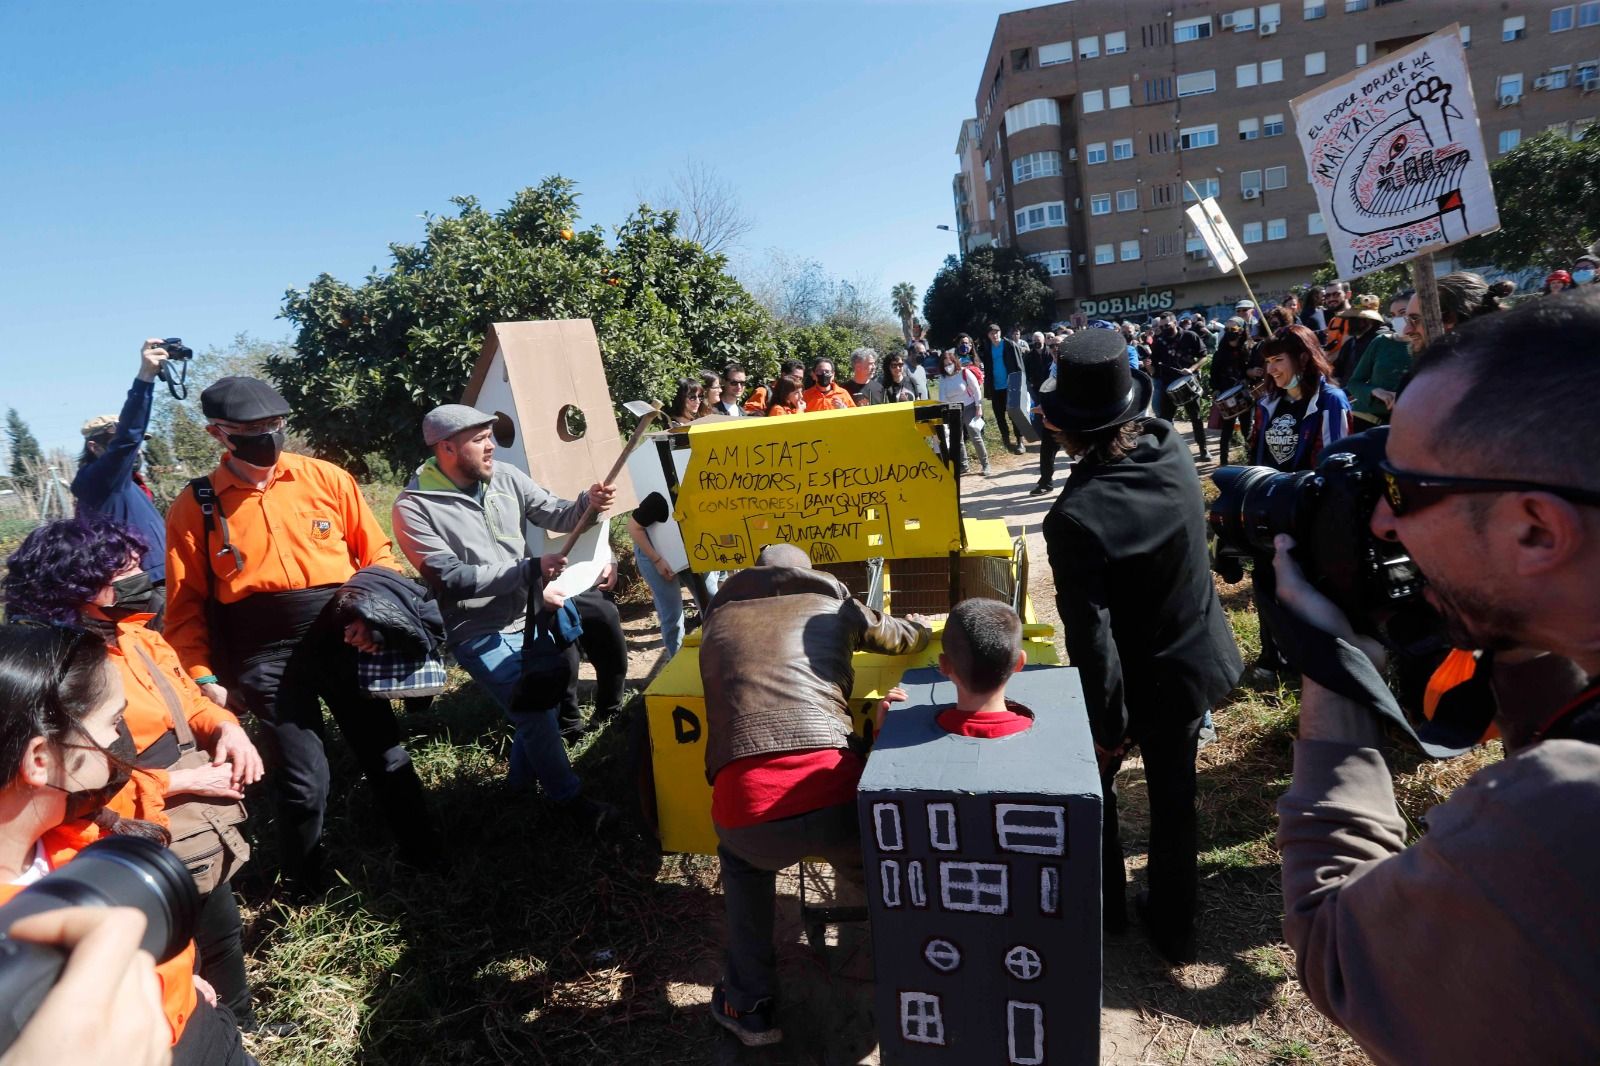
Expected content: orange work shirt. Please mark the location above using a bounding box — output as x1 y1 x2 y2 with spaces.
104 616 243 827
164 450 399 681
0 822 198 1046
802 383 855 412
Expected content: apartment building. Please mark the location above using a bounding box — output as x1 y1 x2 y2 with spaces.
959 0 1600 320
953 118 997 255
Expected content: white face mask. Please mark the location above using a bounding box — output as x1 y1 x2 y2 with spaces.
1391 315 1407 333
1285 373 1302 391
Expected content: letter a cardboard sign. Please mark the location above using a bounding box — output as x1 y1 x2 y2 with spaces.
1290 25 1499 279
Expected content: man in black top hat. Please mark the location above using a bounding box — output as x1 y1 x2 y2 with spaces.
1036 331 1242 963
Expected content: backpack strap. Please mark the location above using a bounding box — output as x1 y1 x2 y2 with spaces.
131 645 198 756
189 477 245 574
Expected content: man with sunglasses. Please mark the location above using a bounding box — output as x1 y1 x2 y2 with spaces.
1270 293 1600 1064
164 376 441 893
712 363 747 417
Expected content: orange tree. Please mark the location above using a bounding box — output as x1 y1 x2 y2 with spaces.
274 177 778 476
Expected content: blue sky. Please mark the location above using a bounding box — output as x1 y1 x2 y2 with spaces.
1 0 1022 452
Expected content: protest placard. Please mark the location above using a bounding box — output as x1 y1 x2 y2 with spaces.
1290 25 1498 279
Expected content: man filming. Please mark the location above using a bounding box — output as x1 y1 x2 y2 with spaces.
72 339 173 624
1272 291 1600 1064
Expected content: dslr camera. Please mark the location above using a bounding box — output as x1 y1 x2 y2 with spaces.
1208 426 1437 649
156 337 194 398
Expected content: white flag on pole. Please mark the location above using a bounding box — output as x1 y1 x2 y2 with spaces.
1185 197 1248 274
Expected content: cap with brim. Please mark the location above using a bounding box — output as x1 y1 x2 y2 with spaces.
80 415 118 438
1336 307 1388 324
1036 329 1154 433
200 376 291 423
422 403 498 447
1235 300 1254 310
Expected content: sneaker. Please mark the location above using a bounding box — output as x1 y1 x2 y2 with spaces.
1027 482 1052 497
1008 443 1025 455
1246 665 1279 688
711 984 783 1047
1197 722 1217 750
980 464 991 476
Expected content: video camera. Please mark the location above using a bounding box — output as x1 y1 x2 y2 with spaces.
157 337 194 399
0 836 199 1054
1208 426 1440 652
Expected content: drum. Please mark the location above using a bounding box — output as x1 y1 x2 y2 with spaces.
1165 373 1202 407
1213 382 1253 420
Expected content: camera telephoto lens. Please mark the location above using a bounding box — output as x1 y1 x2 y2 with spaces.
0 836 199 1055
1208 465 1319 556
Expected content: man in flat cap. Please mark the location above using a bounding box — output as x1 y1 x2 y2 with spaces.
391 404 618 828
164 375 441 891
71 339 173 624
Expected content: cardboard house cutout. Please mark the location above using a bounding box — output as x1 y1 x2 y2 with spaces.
858 665 1102 1065
461 319 638 559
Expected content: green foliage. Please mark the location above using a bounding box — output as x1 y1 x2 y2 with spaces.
4 409 43 492
273 178 779 477
921 246 1055 347
890 281 918 342
780 322 862 370
1455 127 1600 271
1311 254 1412 302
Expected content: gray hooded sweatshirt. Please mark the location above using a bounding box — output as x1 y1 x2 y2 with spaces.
391 457 590 644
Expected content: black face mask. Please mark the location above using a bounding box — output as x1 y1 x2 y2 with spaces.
816 373 833 388
101 571 156 620
53 720 137 822
228 428 285 467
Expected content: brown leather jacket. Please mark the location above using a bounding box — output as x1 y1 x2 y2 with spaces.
700 566 929 783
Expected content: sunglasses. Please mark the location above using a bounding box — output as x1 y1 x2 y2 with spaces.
1379 460 1600 517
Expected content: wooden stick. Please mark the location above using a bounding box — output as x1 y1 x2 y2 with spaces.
1411 253 1444 348
557 402 661 558
1234 263 1276 340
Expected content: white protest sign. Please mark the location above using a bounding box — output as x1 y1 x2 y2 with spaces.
1290 24 1498 278
1185 197 1248 273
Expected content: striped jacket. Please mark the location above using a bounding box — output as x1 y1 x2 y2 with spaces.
1251 378 1353 471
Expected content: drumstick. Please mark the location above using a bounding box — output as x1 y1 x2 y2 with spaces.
557 402 661 558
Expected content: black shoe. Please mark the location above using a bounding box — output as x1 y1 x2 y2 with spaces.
711 984 783 1047
557 794 619 834
1027 482 1053 497
1135 889 1196 965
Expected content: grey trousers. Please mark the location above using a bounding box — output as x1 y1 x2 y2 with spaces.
715 803 864 1010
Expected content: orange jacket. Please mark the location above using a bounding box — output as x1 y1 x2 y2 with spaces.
104 617 243 826
0 822 197 1045
802 383 855 412
1423 648 1501 742
164 451 399 680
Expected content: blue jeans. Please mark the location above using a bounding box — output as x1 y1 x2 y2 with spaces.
634 547 686 658
452 631 581 802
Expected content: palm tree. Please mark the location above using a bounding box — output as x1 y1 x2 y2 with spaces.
891 282 919 343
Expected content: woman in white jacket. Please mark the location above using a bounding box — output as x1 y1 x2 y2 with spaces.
935 350 989 476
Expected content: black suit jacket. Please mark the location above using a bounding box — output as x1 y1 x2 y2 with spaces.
1043 420 1242 747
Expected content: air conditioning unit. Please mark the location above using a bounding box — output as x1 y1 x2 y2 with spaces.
1220 11 1236 27
1534 75 1554 90
1260 21 1279 35
1067 147 1078 160
1242 188 1261 200
1582 75 1600 93
1498 93 1522 107
1077 253 1087 264
1073 197 1082 208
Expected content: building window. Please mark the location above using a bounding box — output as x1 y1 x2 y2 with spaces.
1108 85 1132 108
1241 169 1263 194
1090 194 1112 215
1177 70 1217 96
1012 151 1062 183
881 860 902 907
1039 866 1060 914
1184 177 1220 200
1106 30 1128 54
1029 250 1072 276
988 200 995 221
1547 65 1572 90
1356 43 1368 65
907 860 926 907
873 803 904 851
1503 15 1526 41
1267 218 1288 240
1498 73 1524 99
1079 35 1100 60
983 158 992 181
1306 51 1327 76
1015 202 1066 234
927 803 959 850
941 861 1009 913
1261 2 1282 23
1011 47 1032 72
1226 7 1257 31
1237 62 1259 88
996 804 1068 853
1304 0 1327 18
923 939 960 972
1583 2 1600 28
1262 59 1284 83
1085 142 1108 164
1265 165 1289 189
1499 128 1522 152
1554 6 1575 32
1186 232 1208 255
1112 138 1134 160
1263 113 1286 136
1239 117 1260 140
1180 124 1219 149
1150 182 1177 206
1038 41 1073 66
1119 239 1141 261
1004 98 1062 135
1174 16 1212 42
1308 212 1326 234
1094 243 1115 264
1008 1001 1045 1065
1345 0 1367 10
900 992 946 1046
1116 188 1138 211
1082 89 1105 113
1242 221 1264 244
1148 130 1172 154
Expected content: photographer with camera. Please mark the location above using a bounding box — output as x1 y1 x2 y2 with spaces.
1266 293 1600 1064
71 339 186 628
0 624 253 1063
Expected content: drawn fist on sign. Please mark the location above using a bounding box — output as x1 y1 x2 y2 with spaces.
1405 75 1462 148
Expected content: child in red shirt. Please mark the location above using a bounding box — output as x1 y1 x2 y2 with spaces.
933 599 1034 738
